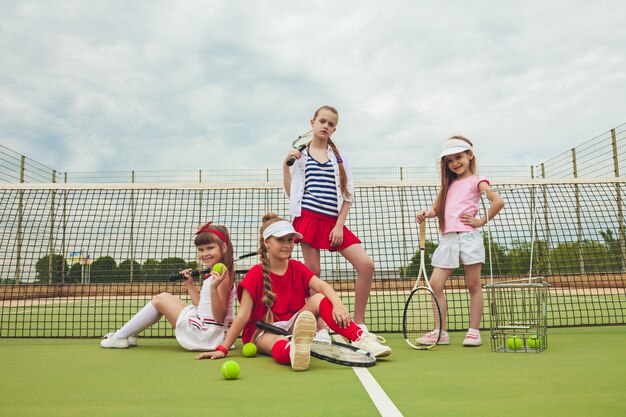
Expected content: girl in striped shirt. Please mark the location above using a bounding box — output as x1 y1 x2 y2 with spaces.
282 106 385 348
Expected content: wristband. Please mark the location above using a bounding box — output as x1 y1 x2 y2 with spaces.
216 345 228 356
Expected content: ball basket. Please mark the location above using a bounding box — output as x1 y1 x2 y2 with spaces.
484 276 549 353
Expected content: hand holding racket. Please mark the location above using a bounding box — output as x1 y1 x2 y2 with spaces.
255 321 376 367
285 129 313 166
168 252 257 281
402 221 443 350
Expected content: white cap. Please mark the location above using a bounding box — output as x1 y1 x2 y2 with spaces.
439 139 473 158
262 220 303 240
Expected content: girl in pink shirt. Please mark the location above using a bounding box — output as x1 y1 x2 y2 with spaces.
416 136 504 347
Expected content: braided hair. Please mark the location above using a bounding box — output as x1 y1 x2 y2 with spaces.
257 213 284 322
313 105 351 199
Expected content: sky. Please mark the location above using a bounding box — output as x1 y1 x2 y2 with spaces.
1 1 626 173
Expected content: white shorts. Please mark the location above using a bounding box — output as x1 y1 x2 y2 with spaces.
431 230 485 269
175 305 231 351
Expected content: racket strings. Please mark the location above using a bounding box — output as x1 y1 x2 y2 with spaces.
310 341 373 364
403 288 441 349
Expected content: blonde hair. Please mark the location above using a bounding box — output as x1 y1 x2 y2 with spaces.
194 224 234 284
313 105 351 199
434 136 477 232
257 213 285 322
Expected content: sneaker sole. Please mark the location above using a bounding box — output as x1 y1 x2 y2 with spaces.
291 312 316 371
100 340 129 349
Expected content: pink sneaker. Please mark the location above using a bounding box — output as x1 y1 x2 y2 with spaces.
462 332 481 347
415 330 449 345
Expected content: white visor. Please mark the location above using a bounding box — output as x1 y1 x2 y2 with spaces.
439 139 473 158
262 220 303 240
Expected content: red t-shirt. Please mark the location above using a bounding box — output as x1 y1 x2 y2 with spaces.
237 259 315 343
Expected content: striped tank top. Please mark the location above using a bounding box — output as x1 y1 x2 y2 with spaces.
302 154 339 217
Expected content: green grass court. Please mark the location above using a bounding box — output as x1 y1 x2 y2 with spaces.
1 326 624 417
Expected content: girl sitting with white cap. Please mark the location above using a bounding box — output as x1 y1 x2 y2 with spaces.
195 213 390 370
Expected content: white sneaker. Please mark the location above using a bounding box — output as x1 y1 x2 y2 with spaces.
128 336 138 347
289 311 316 371
353 332 392 358
416 330 449 345
463 332 481 347
314 328 332 343
100 333 129 349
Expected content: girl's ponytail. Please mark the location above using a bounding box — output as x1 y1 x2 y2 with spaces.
328 138 351 199
258 212 282 322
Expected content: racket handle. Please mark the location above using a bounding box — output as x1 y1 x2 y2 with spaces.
285 144 307 166
256 321 290 336
419 221 426 249
169 267 211 282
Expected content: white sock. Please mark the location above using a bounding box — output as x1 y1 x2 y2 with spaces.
357 323 369 333
114 302 161 339
467 328 480 335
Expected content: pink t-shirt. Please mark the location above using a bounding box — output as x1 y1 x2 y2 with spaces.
443 175 490 233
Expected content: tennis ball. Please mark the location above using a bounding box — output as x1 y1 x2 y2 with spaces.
212 263 226 274
242 342 257 358
221 360 240 380
528 335 543 349
507 336 522 350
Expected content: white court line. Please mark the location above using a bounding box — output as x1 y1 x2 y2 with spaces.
353 367 403 417
332 335 403 417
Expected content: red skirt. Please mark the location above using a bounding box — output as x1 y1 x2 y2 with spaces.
293 209 361 252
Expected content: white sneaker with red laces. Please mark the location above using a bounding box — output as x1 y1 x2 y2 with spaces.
462 331 481 347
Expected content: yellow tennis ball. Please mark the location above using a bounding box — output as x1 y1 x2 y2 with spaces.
242 342 257 358
212 263 227 274
528 335 543 349
507 336 522 350
220 360 240 380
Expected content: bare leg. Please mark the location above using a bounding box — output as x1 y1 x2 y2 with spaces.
151 292 188 328
339 244 375 325
463 263 484 330
429 267 454 331
256 332 288 356
300 243 326 330
300 242 321 276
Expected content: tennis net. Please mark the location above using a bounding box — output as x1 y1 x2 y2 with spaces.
1 179 625 337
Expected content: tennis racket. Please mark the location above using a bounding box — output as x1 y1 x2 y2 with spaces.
255 321 376 367
285 129 313 166
169 251 257 281
402 221 443 349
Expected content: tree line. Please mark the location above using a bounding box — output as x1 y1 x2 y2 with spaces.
26 256 198 284
3 229 622 284
401 229 624 277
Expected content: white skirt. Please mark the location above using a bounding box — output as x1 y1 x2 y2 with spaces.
175 305 231 351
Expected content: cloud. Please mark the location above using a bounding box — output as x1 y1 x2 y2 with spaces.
1 1 625 174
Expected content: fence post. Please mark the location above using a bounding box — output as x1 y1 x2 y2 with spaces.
541 163 552 274
572 149 585 273
130 171 135 282
611 128 626 271
63 172 67 283
48 170 57 284
15 156 25 283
